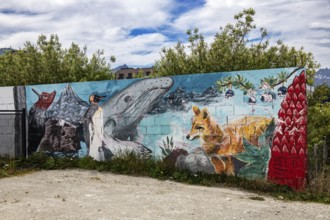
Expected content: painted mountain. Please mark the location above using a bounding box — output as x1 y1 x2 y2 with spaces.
149 86 219 114
46 84 89 125
29 84 89 154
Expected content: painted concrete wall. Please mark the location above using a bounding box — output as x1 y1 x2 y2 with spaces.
22 67 307 189
0 86 16 157
0 86 26 158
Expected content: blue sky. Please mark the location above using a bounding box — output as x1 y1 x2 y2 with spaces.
0 0 329 68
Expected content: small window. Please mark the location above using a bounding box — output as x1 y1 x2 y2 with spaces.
127 73 133 79
118 73 124 79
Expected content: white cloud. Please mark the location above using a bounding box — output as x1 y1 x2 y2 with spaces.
0 0 329 68
0 0 78 14
171 0 330 67
0 0 176 66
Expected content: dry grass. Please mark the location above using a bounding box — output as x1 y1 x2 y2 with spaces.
308 166 330 195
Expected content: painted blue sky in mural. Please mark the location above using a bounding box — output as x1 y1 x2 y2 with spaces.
25 67 299 110
0 1 329 68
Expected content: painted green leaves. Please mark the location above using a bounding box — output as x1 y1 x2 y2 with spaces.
235 119 275 179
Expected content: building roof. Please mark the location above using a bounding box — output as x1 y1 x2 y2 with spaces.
111 64 129 73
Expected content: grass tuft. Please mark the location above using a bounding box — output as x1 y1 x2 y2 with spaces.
249 195 265 201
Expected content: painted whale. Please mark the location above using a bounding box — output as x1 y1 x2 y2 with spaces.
87 77 174 160
101 77 174 140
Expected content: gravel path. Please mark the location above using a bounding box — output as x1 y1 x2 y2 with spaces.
0 169 329 220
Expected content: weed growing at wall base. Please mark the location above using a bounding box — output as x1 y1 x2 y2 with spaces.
0 157 35 177
1 153 330 204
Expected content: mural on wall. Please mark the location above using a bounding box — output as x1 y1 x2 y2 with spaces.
25 67 307 189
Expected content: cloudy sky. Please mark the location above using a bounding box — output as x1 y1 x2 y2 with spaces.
0 0 329 69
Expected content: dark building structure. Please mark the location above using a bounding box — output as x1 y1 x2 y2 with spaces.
112 64 154 79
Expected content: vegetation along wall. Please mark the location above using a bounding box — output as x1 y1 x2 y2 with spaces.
25 67 307 189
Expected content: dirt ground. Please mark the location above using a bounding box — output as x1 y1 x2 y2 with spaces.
0 170 329 220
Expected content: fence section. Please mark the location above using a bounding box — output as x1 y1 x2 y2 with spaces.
0 109 26 158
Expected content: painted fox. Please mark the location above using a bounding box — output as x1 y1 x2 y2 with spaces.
186 105 271 174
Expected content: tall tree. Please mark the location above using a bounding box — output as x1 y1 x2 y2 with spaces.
154 8 320 85
0 34 116 86
308 103 330 151
308 84 330 106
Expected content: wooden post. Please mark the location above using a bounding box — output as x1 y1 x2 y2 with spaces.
21 108 26 158
314 143 318 175
323 137 328 166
